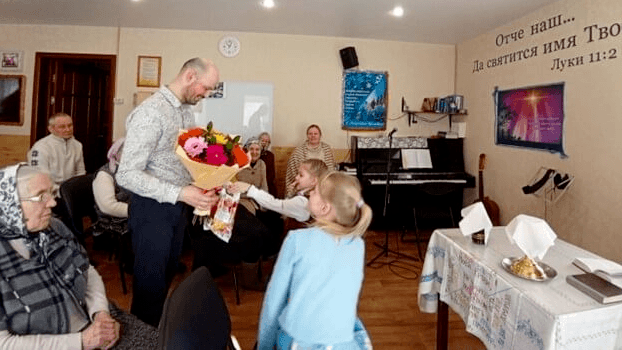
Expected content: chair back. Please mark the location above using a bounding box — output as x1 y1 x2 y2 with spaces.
59 173 97 237
158 266 232 350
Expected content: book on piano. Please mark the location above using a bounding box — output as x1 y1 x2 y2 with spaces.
567 273 622 304
401 149 432 169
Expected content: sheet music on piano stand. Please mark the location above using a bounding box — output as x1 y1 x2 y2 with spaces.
401 149 433 169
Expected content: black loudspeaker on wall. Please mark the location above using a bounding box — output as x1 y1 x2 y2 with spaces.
339 46 359 69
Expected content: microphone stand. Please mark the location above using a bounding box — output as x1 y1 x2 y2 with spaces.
367 132 418 266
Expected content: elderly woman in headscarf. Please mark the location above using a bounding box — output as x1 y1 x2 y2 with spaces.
93 138 130 222
237 137 268 215
0 163 157 350
91 138 132 266
191 138 275 291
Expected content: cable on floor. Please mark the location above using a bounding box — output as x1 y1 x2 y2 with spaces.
365 230 423 280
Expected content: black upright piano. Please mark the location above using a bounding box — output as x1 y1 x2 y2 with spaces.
349 136 475 229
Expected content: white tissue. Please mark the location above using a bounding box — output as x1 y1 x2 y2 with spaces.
459 202 493 244
505 214 557 260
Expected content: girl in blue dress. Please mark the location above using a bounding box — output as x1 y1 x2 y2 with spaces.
258 171 373 350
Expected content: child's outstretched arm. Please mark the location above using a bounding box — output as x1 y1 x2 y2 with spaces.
229 182 310 222
247 186 310 222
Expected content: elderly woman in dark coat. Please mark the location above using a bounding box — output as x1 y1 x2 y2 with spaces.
0 164 156 350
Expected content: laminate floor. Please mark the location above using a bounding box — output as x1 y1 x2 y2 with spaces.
88 229 486 350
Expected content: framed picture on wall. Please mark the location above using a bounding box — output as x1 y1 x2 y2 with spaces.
136 55 162 88
494 82 567 157
0 74 26 126
342 70 388 131
208 82 225 99
0 50 24 73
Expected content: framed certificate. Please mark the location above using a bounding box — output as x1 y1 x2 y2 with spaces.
137 55 162 88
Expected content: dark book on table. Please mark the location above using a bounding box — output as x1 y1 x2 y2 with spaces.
567 273 622 304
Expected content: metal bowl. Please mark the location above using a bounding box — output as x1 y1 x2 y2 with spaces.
501 256 557 281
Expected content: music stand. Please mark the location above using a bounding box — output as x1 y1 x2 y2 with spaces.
367 131 418 266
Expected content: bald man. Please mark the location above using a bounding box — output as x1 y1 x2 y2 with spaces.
116 58 220 326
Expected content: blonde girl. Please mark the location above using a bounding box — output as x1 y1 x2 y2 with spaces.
228 159 328 222
257 171 373 350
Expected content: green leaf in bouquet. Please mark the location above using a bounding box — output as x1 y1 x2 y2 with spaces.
232 135 241 144
206 121 213 133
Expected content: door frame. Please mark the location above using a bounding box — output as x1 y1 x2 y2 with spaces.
30 52 116 147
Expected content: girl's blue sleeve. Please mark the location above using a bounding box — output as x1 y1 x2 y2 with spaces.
257 233 297 349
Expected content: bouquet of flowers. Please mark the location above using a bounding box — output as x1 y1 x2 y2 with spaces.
176 122 249 241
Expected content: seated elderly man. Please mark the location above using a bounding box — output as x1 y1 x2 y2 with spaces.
27 112 85 185
0 164 156 350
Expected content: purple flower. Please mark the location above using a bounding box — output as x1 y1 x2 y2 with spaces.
183 137 208 157
205 144 228 166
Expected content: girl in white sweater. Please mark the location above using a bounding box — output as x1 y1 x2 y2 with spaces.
228 159 328 223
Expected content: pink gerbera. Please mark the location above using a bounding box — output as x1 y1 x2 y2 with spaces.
205 144 228 166
183 136 208 157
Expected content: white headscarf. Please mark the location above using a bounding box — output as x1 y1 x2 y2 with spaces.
107 138 125 172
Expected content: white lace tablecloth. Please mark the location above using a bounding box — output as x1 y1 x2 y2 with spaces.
418 228 622 350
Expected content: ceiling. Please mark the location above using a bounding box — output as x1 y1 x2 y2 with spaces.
0 0 559 44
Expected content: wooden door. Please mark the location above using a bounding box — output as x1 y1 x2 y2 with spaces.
32 53 116 173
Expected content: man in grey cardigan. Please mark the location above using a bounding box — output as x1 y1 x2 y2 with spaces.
116 57 220 326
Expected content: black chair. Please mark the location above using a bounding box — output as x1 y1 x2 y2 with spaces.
91 212 130 295
59 174 98 243
190 205 268 305
158 266 239 350
61 173 130 293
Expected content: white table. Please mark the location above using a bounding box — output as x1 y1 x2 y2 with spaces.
418 228 622 350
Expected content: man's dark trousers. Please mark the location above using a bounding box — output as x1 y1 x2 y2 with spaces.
128 192 189 327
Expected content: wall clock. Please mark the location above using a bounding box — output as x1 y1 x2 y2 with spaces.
218 36 241 58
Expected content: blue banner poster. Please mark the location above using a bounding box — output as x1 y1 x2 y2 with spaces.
342 70 388 130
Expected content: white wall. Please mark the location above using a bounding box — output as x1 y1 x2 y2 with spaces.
0 25 119 135
1 24 458 153
456 0 622 260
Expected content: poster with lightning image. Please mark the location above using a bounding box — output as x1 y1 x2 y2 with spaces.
494 82 566 157
342 70 388 130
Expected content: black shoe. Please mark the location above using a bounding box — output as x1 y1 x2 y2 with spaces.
522 169 555 194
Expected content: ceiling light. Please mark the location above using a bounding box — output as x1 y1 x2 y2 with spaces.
261 0 275 9
391 6 404 17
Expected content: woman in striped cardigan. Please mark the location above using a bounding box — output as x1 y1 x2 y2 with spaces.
285 124 335 197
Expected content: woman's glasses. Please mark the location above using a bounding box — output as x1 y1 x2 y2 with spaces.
20 188 58 203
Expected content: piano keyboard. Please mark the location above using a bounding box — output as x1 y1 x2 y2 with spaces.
369 179 467 185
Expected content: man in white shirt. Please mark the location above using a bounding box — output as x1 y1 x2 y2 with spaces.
27 112 86 184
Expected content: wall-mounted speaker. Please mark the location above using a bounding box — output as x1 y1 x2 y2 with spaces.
339 46 359 70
